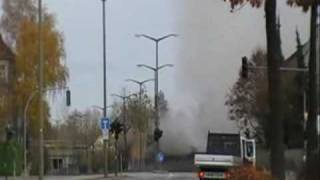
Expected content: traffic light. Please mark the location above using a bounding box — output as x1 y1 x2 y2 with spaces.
241 56 248 78
154 128 163 142
110 121 124 140
5 126 14 142
66 89 71 106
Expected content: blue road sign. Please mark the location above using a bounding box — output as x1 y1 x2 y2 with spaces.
157 152 165 163
100 117 110 130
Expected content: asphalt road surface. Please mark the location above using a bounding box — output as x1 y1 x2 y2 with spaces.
0 172 197 180
110 172 197 180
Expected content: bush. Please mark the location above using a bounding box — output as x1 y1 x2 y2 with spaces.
227 165 272 180
0 141 23 176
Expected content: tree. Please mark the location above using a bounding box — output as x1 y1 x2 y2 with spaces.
56 109 101 173
226 49 269 142
0 89 14 135
127 91 153 169
225 0 284 179
226 48 305 148
14 15 68 139
287 1 319 179
158 91 168 118
0 0 37 48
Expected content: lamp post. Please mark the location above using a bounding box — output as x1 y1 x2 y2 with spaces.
126 78 153 169
101 0 109 177
136 64 174 129
91 105 112 111
135 34 177 160
126 79 154 101
38 0 44 179
111 93 136 170
24 87 69 177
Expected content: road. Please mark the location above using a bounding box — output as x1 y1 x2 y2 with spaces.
0 172 197 180
108 172 196 180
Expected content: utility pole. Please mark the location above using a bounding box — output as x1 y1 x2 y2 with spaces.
101 0 109 177
38 0 44 179
135 34 177 167
126 78 153 169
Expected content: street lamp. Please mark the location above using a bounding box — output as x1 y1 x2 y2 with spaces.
37 0 44 179
135 34 177 161
101 0 109 177
91 105 113 111
111 93 136 170
125 78 153 169
23 87 69 177
126 78 154 99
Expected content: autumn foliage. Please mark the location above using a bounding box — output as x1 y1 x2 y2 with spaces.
224 0 263 8
227 165 273 180
14 16 68 138
225 0 317 10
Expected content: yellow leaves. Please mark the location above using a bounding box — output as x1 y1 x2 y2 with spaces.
287 0 317 11
227 165 272 180
224 0 263 9
225 0 316 11
14 14 68 138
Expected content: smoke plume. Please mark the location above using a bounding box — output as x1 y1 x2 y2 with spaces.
160 0 309 155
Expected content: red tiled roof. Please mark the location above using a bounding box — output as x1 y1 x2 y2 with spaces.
0 34 14 60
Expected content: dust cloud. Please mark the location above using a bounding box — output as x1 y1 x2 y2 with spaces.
159 0 309 155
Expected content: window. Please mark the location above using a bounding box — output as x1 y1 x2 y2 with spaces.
246 141 254 157
53 158 63 169
0 63 8 82
0 95 4 107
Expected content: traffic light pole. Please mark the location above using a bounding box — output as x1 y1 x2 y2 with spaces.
241 57 308 79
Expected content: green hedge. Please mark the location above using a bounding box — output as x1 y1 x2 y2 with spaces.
0 141 23 176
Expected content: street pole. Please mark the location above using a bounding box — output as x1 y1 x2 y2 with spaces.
126 78 153 170
155 41 159 148
135 34 177 168
24 91 37 177
101 0 108 177
38 0 44 179
24 87 68 177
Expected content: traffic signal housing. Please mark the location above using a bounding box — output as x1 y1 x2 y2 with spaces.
110 121 124 140
5 126 14 142
241 56 249 79
66 89 71 106
154 128 163 142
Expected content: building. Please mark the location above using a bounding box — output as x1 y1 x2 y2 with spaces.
45 140 88 175
0 34 15 142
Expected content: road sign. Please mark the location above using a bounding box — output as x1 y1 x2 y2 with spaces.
156 152 165 163
100 117 110 130
102 129 109 140
317 115 320 135
101 117 110 140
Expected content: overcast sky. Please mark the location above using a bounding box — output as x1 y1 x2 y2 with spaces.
39 0 310 152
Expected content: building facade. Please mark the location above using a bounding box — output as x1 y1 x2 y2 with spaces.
0 34 15 142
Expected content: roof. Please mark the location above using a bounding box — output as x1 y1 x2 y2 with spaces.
0 34 14 60
282 41 309 68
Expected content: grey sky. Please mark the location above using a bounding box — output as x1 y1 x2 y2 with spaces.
43 0 309 152
45 0 178 118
